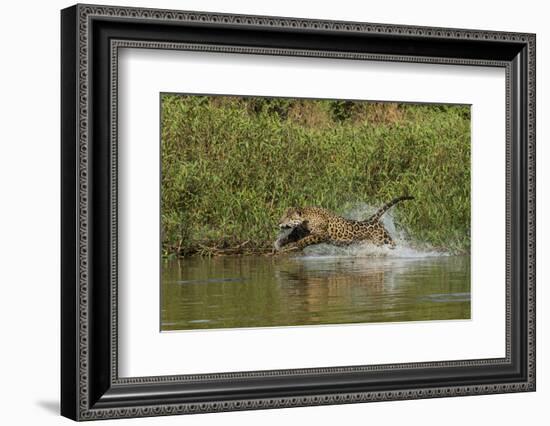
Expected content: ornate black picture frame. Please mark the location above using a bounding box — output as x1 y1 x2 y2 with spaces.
61 4 536 421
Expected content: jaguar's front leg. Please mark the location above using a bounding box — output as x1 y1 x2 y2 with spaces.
278 242 301 253
274 225 311 251
296 233 329 249
279 234 328 253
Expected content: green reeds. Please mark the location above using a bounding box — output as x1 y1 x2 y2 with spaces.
161 95 470 257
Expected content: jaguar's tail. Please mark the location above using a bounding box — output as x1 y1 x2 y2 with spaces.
366 195 414 223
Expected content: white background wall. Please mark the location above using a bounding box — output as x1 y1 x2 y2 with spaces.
0 0 546 424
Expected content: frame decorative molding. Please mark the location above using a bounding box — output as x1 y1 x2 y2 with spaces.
61 4 535 421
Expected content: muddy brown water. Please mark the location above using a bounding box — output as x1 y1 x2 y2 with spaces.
161 253 470 331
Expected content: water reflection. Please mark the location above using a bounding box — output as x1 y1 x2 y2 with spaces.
161 255 470 331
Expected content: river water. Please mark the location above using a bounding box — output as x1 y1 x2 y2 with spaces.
161 251 470 331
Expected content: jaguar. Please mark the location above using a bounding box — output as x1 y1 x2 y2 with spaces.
274 195 414 252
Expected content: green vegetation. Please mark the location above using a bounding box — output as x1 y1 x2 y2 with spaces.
161 95 470 257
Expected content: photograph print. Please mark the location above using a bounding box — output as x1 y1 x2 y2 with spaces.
160 94 471 331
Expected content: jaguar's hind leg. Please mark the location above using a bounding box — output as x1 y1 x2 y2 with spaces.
379 227 396 248
385 237 396 249
382 233 396 248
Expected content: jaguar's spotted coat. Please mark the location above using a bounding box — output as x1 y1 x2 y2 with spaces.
274 196 414 252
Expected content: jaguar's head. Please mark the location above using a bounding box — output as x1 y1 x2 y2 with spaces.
278 207 305 229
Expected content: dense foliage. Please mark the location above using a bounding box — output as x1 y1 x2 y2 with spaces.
161 95 470 256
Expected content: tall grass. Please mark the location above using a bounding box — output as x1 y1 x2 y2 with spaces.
161 95 470 256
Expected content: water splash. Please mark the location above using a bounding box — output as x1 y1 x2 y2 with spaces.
300 203 448 259
302 242 447 259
